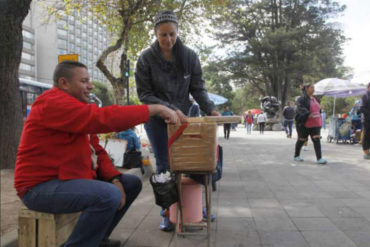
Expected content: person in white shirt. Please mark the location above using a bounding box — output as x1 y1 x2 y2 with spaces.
257 112 266 134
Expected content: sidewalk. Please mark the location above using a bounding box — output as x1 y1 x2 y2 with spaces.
2 126 370 247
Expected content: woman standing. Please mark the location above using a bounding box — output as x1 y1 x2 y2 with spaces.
360 82 370 159
257 112 266 134
294 83 327 164
135 10 219 231
222 106 233 139
245 111 253 134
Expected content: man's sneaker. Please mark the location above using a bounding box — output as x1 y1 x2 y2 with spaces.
364 154 370 160
294 156 304 162
317 158 327 165
202 208 215 222
99 239 121 247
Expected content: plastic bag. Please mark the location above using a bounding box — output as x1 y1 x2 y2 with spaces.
150 172 178 208
122 149 144 174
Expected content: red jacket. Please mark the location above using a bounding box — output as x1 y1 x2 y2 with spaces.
14 87 149 198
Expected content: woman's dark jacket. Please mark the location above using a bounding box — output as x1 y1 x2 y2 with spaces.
295 92 312 126
135 38 215 115
360 91 370 123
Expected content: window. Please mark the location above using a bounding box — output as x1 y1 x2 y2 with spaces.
22 52 33 60
22 30 34 39
20 63 33 72
76 37 81 44
69 43 75 50
88 44 92 50
57 29 68 36
82 57 87 64
23 41 32 50
58 20 67 27
82 33 87 39
58 49 67 55
76 46 81 53
82 49 87 56
58 39 67 49
69 34 75 41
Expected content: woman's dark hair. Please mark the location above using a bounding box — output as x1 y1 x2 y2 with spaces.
53 60 87 86
300 83 313 92
154 10 178 31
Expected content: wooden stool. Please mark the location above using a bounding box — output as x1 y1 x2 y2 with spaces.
18 206 81 247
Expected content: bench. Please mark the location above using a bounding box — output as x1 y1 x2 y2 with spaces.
18 206 81 247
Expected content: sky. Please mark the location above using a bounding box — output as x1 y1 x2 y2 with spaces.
336 0 370 76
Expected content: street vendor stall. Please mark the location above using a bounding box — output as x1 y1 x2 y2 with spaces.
167 116 240 247
314 78 366 144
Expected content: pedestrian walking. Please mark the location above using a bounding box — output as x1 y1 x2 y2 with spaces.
359 82 370 159
294 83 327 164
282 101 295 138
257 112 266 134
245 110 254 134
135 10 220 231
222 106 233 139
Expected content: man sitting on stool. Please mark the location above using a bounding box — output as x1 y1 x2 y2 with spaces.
14 61 178 247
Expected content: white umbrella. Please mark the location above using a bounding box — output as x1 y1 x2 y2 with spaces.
314 78 366 116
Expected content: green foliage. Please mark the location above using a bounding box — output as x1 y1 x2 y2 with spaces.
43 0 230 105
231 85 261 115
203 61 235 105
208 0 348 108
92 81 114 106
320 96 358 116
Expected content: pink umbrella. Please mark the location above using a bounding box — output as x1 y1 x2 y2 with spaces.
245 109 261 115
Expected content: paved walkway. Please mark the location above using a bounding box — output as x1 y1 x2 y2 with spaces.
2 126 370 247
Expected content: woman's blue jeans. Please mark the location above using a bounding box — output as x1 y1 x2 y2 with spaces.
144 117 169 174
21 174 142 247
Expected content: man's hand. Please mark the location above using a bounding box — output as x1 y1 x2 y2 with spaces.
211 110 221 116
112 179 126 210
175 110 187 123
148 105 179 124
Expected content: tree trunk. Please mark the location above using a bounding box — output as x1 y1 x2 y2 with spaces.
111 78 127 105
0 0 32 169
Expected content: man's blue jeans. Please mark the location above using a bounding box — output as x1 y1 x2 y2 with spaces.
144 117 169 174
284 119 293 136
21 174 142 247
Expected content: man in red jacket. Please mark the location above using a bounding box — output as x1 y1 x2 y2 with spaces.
14 61 178 247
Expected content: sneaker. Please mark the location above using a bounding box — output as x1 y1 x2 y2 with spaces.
294 156 304 162
99 239 121 247
364 154 370 160
202 208 215 222
160 216 174 232
317 158 327 165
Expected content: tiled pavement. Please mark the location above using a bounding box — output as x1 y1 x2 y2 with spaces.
2 126 370 247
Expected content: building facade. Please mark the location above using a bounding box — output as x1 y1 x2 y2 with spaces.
20 2 109 84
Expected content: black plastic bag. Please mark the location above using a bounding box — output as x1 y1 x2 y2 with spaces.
150 173 178 209
122 149 144 174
